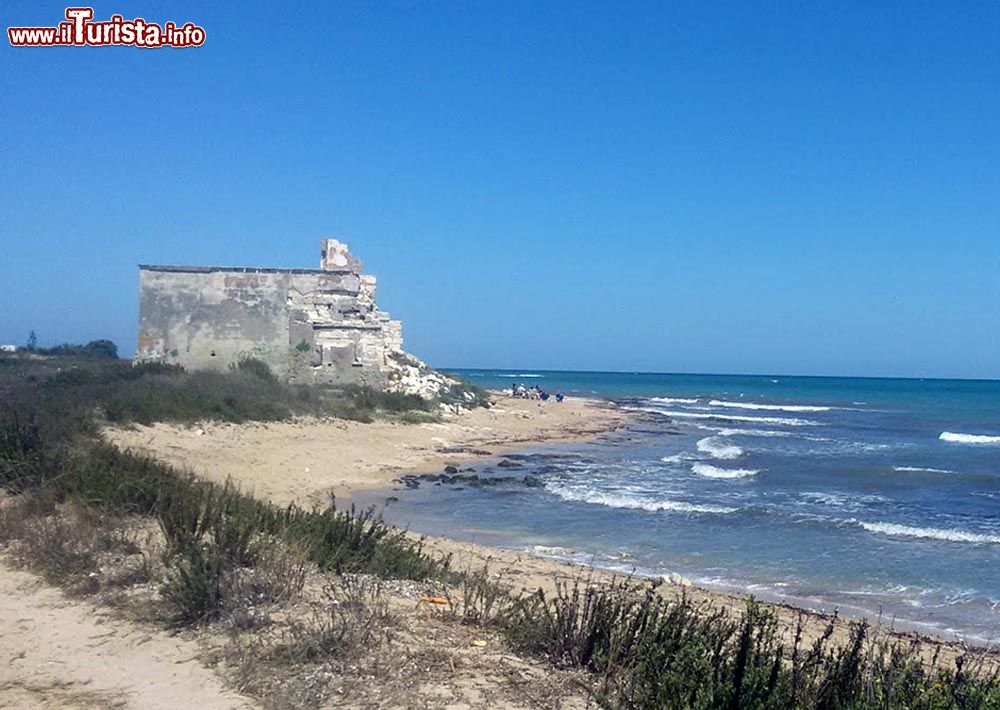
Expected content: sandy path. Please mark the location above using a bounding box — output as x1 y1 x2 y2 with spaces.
0 562 254 710
105 395 627 506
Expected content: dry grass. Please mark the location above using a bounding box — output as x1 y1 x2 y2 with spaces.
0 496 153 596
227 575 397 706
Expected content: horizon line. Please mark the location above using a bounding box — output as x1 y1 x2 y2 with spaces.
438 366 1000 384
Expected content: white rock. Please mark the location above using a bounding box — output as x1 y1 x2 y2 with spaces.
664 572 693 587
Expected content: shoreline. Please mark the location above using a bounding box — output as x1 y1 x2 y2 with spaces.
105 392 998 662
393 530 998 669
105 392 629 506
346 485 998 659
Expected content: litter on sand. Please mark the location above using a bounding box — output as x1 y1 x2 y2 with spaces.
418 594 451 605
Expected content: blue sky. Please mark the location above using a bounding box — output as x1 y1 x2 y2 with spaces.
2 1 998 378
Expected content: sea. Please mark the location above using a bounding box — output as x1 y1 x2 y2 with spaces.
361 370 1000 645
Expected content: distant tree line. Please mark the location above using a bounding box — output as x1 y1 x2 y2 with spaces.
23 330 119 359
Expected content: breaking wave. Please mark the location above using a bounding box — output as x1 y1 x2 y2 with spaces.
691 463 760 479
800 491 888 509
857 521 1000 545
661 452 699 464
632 407 819 427
708 399 833 412
530 545 576 557
714 427 797 438
939 432 1000 445
893 466 958 474
696 436 744 460
496 373 543 378
547 485 737 514
650 396 700 405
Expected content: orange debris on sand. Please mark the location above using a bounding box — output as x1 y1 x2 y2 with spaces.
418 594 451 605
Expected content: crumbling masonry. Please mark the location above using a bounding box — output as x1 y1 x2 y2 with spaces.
136 240 426 389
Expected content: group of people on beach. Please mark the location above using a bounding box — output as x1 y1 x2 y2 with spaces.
510 382 564 402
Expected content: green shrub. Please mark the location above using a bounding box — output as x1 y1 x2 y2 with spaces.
437 377 492 409
231 356 278 384
103 370 290 424
284 503 447 580
2 351 445 435
497 578 1000 709
0 412 46 491
131 361 185 377
342 385 432 414
162 541 226 626
36 339 119 359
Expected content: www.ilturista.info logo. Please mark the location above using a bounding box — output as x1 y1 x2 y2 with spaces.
8 7 206 48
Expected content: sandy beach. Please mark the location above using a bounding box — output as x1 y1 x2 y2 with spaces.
104 394 993 670
106 395 628 506
0 564 253 710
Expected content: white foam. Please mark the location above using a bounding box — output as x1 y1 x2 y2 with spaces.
496 373 543 378
940 432 1000 445
531 545 576 556
893 466 958 474
691 463 760 479
846 442 896 453
696 436 744 460
708 399 832 413
630 407 819 427
661 452 698 464
714 428 797 438
801 491 851 508
801 491 888 508
858 521 1000 545
650 396 700 405
547 485 737 514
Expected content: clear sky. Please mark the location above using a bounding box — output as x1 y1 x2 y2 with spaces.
2 1 998 378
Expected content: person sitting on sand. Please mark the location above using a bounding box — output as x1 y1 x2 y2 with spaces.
555 392 564 403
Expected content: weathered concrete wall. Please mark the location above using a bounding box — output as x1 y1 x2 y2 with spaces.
136 240 404 388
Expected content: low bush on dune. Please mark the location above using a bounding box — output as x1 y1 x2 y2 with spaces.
492 578 1000 709
0 411 449 626
0 353 438 430
438 376 493 410
341 384 432 414
25 338 120 359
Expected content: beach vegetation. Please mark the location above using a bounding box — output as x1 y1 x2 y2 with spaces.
229 355 279 383
438 379 493 409
20 335 119 359
0 350 439 428
1 352 998 708
482 576 1000 709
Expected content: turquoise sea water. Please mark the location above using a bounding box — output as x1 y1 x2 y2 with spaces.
366 370 1000 644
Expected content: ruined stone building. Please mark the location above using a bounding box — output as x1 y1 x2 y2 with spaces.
136 240 409 388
